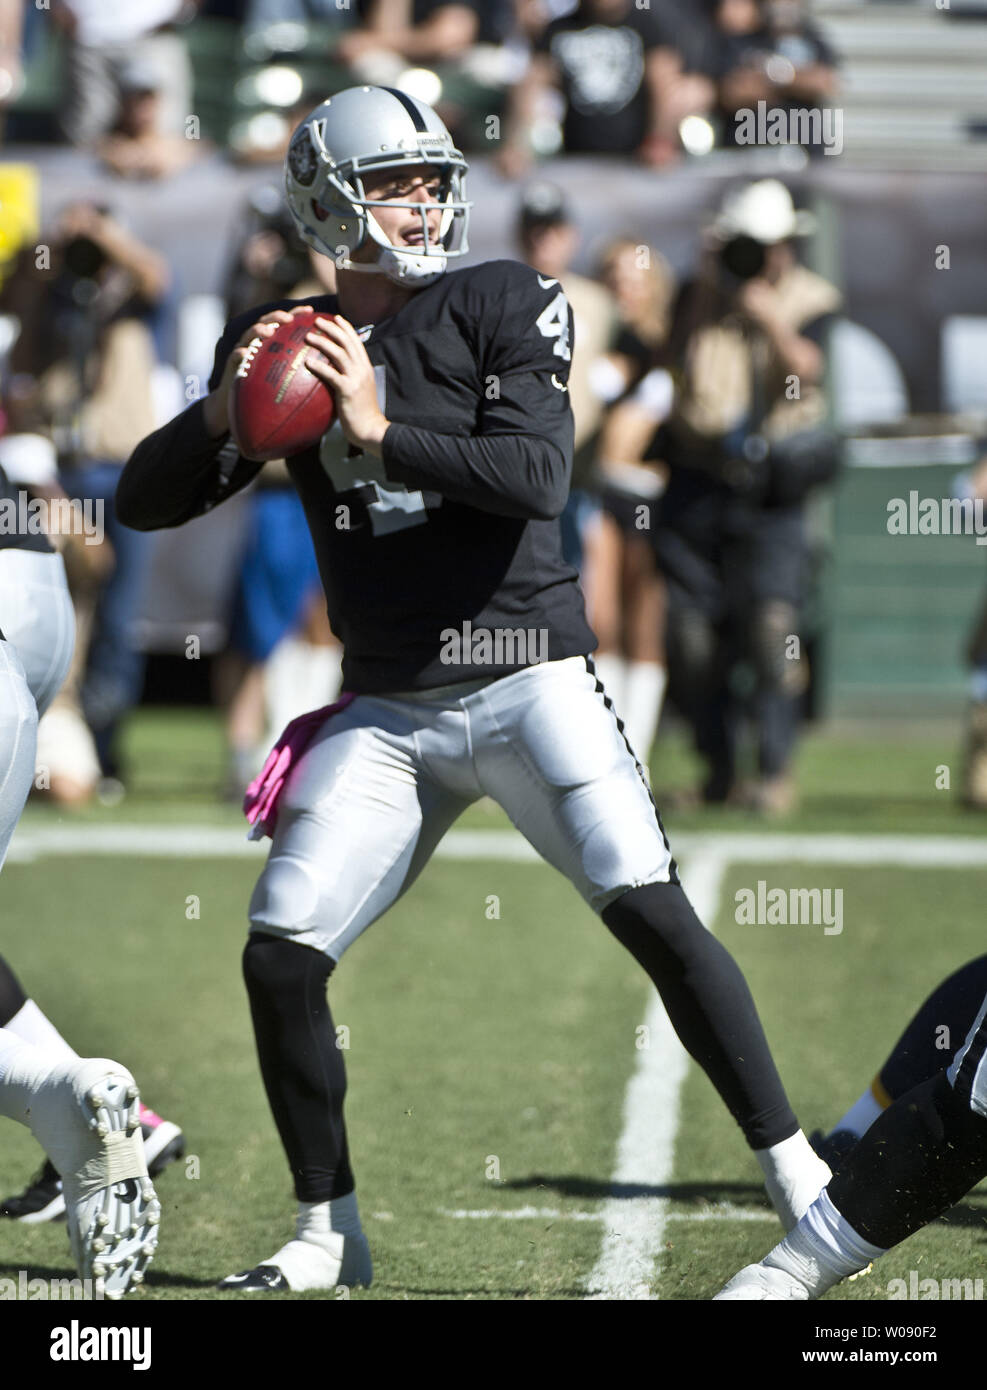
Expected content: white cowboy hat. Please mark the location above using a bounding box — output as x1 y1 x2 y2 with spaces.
713 179 816 244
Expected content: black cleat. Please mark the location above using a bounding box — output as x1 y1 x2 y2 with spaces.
0 1160 66 1222
218 1265 291 1292
809 1127 859 1174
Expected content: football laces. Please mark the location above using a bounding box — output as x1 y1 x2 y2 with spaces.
235 336 264 379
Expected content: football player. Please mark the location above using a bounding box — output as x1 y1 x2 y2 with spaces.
811 953 987 1171
0 950 185 1223
117 86 828 1293
0 460 160 1296
716 964 987 1299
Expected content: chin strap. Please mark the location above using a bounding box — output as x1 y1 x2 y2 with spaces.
354 210 448 286
334 247 447 287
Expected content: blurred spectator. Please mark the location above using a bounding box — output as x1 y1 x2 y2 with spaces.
499 0 684 174
515 182 617 573
626 0 719 167
590 237 676 768
653 180 841 815
0 0 25 118
686 0 839 155
52 0 197 147
246 0 353 23
2 202 172 791
330 0 518 143
98 57 200 180
338 0 507 70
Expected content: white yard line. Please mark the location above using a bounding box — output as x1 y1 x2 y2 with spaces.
583 850 726 1302
440 1203 774 1225
11 823 987 868
441 1207 604 1223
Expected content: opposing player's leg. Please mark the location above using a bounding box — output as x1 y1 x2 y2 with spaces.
715 987 987 1300
813 954 987 1171
0 554 184 1219
0 634 38 873
0 1030 160 1297
473 656 829 1231
0 953 185 1220
0 631 158 1295
222 695 477 1291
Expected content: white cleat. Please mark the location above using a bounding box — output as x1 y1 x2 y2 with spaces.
714 1262 811 1301
219 1233 373 1293
26 1058 160 1299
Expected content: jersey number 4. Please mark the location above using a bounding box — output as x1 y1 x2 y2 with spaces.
319 363 436 536
535 291 571 363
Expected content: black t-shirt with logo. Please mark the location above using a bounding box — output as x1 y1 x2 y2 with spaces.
535 4 672 154
117 260 598 694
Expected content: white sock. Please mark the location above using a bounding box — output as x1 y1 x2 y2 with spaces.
5 1000 78 1061
622 662 667 766
593 654 627 715
756 1130 831 1231
296 1191 363 1244
765 1189 886 1296
832 1085 885 1139
0 1028 53 1126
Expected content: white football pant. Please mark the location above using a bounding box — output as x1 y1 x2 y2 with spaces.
249 655 676 960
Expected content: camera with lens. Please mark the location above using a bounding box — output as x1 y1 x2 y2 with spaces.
718 234 767 285
62 235 108 282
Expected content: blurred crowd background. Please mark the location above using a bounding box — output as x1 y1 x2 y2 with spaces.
1 0 987 815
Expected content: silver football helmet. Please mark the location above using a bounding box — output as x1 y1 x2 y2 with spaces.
285 86 471 288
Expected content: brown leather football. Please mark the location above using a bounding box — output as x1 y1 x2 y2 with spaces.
229 309 336 461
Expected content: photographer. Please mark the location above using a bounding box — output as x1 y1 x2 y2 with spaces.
654 180 840 814
1 203 171 792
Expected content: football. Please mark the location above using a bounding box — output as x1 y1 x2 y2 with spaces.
229 309 336 461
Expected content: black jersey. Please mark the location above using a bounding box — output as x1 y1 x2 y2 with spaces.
117 259 597 694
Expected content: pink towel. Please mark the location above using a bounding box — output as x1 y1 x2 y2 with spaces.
244 692 356 841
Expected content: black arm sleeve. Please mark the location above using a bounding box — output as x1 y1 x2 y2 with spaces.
381 426 570 523
381 266 575 522
115 398 263 531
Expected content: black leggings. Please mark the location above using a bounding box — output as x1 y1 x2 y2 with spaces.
243 881 799 1204
243 934 354 1204
602 882 798 1150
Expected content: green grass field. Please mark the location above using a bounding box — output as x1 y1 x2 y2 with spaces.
3 710 987 1304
